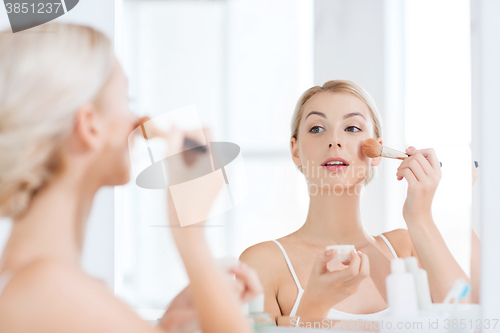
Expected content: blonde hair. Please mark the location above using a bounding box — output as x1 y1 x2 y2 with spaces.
0 23 115 218
290 80 383 185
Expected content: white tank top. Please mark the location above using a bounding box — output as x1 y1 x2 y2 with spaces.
272 234 398 319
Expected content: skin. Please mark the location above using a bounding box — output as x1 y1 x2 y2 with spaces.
0 59 261 333
240 91 470 323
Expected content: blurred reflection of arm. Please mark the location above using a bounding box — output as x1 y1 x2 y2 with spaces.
166 127 252 333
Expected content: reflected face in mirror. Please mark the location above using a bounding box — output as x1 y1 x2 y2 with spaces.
291 92 381 191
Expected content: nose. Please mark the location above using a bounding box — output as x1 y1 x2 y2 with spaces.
331 129 344 149
329 143 341 148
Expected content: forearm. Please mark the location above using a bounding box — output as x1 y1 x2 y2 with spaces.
407 218 469 302
174 234 251 333
166 187 250 333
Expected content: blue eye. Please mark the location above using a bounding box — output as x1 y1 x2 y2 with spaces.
310 126 324 133
345 126 361 133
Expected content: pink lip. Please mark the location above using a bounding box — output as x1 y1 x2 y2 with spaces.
321 157 349 172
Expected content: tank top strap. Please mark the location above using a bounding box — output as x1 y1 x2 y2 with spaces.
271 240 303 291
271 240 304 317
378 233 398 259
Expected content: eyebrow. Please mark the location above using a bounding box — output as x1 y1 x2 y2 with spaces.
305 111 366 120
305 111 327 119
344 112 366 120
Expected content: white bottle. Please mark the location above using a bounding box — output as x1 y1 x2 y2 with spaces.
405 256 433 311
248 293 275 330
386 258 419 317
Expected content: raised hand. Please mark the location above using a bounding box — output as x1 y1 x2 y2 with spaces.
396 146 442 224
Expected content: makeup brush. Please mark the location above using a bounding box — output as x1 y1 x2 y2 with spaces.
362 138 408 160
136 116 207 153
363 138 443 167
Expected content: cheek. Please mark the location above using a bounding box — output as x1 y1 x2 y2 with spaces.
108 109 134 146
348 137 372 179
350 136 369 163
300 138 322 162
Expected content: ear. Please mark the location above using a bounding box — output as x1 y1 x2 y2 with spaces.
371 137 383 166
290 136 302 168
72 103 104 152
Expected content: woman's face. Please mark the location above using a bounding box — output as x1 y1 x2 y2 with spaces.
93 60 137 186
291 92 381 193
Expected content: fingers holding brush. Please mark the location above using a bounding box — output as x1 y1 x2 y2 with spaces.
397 149 439 181
397 147 441 185
360 139 444 223
406 146 442 173
397 155 427 182
398 147 442 223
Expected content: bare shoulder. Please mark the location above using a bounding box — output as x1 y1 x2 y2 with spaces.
240 240 284 269
239 240 287 285
0 259 83 300
0 259 158 333
380 228 414 258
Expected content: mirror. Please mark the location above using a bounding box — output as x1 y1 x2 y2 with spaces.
116 0 476 325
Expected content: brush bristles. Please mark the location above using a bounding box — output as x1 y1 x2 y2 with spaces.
362 138 382 158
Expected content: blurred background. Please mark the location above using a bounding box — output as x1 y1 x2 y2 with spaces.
0 0 475 320
115 0 472 315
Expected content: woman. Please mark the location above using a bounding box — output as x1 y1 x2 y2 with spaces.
240 80 470 322
0 23 260 333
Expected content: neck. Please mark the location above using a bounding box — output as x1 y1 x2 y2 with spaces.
1 162 100 271
297 183 373 247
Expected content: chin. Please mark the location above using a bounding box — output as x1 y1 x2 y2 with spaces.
117 173 131 186
307 176 366 195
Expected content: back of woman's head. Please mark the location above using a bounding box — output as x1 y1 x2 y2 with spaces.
0 23 115 218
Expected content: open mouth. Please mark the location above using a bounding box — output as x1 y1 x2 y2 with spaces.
323 161 348 167
321 157 349 167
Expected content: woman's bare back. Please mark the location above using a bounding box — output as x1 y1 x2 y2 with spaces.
0 259 161 333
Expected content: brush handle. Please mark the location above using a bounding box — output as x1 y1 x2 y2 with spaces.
381 146 408 159
382 147 443 167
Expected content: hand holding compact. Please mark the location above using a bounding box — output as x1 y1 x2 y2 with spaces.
396 146 442 224
297 249 370 318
